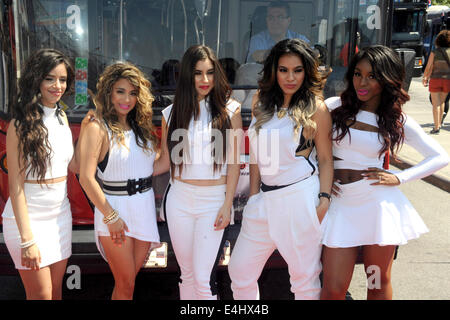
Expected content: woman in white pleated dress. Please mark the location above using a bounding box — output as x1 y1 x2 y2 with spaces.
320 46 449 300
78 62 160 300
2 49 77 299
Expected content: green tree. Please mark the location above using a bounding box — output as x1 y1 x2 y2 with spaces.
432 0 450 6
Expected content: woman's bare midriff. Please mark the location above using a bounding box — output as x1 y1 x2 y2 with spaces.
174 175 227 186
334 169 365 184
24 176 67 184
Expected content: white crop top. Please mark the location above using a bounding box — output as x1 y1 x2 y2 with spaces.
325 96 449 184
248 111 318 186
96 126 156 182
162 98 241 180
25 105 74 180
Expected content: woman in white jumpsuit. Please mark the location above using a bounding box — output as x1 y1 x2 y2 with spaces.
228 39 334 300
154 45 242 300
320 45 449 300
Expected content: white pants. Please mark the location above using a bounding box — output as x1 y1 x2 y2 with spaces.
228 175 325 300
166 179 226 300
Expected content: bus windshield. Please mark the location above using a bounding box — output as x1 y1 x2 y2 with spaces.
392 10 424 41
12 0 391 117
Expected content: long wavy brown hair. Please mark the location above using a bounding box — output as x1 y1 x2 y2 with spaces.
94 62 158 152
332 45 409 158
254 38 324 142
167 45 232 178
11 49 74 184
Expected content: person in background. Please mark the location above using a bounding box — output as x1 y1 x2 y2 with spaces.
78 62 160 300
229 39 333 300
246 1 310 63
321 45 449 300
2 49 76 299
422 29 450 134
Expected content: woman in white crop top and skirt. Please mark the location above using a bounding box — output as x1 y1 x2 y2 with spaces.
2 49 77 299
320 46 449 300
227 39 334 300
154 45 242 300
78 63 160 300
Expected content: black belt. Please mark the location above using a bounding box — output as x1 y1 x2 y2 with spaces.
260 176 310 193
101 176 152 196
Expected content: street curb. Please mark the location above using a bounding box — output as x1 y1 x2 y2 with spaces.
390 156 450 193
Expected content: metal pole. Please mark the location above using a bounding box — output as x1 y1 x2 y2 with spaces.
119 0 123 61
216 0 222 56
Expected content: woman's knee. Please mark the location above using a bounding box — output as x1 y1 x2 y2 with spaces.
321 278 349 299
114 272 136 294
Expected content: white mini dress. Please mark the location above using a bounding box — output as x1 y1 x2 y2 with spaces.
94 126 160 261
2 105 74 269
322 97 449 248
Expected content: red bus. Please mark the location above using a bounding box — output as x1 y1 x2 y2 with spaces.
0 0 396 275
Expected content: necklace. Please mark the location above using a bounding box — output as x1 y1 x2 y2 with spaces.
276 105 289 118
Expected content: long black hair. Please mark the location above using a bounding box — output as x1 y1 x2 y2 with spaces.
332 45 409 158
167 45 231 178
12 48 74 184
254 38 323 139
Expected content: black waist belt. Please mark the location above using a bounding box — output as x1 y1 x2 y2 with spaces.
101 176 152 196
260 176 310 193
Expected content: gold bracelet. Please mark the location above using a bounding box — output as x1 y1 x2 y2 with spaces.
103 209 118 224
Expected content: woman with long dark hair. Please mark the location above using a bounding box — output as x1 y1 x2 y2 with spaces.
78 62 160 300
228 39 333 300
154 45 242 300
320 45 449 300
2 49 76 299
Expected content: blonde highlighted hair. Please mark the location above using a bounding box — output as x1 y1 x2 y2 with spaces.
253 39 323 143
94 62 158 151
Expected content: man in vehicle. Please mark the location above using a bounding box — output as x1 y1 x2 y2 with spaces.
246 1 310 63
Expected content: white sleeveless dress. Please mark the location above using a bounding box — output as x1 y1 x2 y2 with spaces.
2 105 74 269
94 127 160 261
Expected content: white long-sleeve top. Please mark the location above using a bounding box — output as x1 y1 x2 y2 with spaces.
325 96 449 184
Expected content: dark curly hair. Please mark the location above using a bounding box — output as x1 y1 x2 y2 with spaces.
332 45 409 158
254 38 323 139
435 29 450 48
11 49 74 184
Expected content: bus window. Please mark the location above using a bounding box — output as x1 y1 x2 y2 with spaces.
11 0 393 116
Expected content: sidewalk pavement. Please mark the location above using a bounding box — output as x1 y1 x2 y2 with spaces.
392 78 450 193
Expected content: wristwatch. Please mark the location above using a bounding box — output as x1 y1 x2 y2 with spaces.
318 192 331 201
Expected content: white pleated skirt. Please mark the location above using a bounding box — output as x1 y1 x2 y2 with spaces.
321 179 429 248
2 181 72 270
94 189 160 261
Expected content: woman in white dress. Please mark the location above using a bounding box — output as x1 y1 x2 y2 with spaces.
78 62 160 300
2 49 76 299
320 45 449 300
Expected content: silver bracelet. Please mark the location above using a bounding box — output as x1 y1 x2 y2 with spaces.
20 238 36 249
